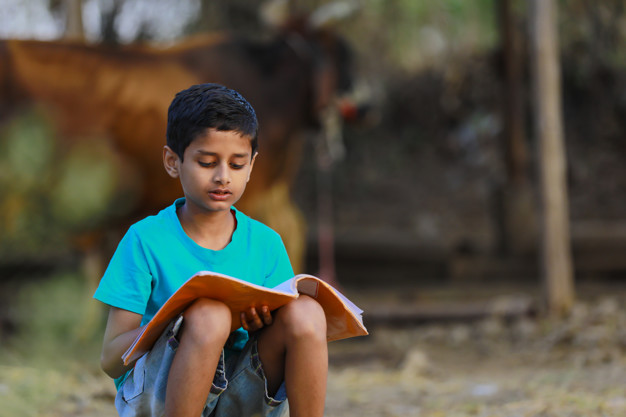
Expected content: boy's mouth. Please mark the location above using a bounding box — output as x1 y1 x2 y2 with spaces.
209 189 231 200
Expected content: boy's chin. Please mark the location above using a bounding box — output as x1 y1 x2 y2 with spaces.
205 203 233 212
184 199 232 214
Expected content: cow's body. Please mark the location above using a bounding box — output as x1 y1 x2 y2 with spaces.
1 24 352 272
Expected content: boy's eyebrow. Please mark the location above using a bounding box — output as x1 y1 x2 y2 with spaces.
195 150 250 158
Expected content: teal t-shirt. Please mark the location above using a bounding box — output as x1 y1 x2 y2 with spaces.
94 198 294 385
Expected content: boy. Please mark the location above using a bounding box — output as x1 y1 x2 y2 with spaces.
94 83 328 417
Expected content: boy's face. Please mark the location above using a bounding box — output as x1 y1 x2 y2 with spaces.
163 128 256 215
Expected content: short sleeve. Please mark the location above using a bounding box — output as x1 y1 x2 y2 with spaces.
262 233 295 288
93 227 153 315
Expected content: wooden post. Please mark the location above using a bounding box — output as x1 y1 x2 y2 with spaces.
529 0 575 315
314 106 343 287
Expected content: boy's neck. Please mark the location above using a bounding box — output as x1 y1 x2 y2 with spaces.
176 204 236 251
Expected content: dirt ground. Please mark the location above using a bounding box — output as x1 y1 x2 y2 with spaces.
324 283 626 417
1 282 624 417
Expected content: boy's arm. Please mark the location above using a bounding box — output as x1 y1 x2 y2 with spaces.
100 307 144 379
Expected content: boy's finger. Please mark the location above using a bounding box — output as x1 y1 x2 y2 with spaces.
240 312 249 330
261 306 272 325
248 307 264 330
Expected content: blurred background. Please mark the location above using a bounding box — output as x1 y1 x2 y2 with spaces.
0 1 625 416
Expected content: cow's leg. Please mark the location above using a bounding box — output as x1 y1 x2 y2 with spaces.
74 237 107 341
252 181 307 273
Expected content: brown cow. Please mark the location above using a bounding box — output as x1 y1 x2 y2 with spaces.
0 17 356 274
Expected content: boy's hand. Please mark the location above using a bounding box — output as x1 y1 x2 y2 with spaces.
240 305 272 332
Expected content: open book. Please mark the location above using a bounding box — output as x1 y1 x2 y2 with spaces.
122 271 368 365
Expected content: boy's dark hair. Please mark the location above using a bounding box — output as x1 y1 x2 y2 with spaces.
166 83 259 160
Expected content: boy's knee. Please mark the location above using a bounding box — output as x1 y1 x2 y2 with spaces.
277 295 327 340
182 298 231 345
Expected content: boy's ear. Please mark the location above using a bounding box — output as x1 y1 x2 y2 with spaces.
247 152 258 182
163 146 180 178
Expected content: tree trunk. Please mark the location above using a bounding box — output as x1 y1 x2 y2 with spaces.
64 0 84 41
529 0 575 315
498 0 528 187
494 0 537 256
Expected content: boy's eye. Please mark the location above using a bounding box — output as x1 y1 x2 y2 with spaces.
198 161 215 167
230 163 245 169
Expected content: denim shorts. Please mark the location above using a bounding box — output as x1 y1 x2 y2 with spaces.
115 316 288 417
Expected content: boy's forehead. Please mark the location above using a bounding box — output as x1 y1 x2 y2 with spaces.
189 128 253 152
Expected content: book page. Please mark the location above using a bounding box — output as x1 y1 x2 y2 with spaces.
272 277 298 295
296 278 319 298
333 289 363 315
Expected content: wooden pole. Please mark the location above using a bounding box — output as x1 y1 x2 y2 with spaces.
529 0 575 315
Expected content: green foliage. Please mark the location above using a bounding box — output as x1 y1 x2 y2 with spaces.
0 111 64 256
50 141 122 228
2 272 104 368
0 112 55 189
0 109 127 260
558 0 626 70
0 272 107 417
342 0 498 73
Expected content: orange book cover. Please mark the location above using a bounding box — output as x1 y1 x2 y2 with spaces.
122 271 368 365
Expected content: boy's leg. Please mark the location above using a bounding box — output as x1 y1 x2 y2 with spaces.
165 298 232 417
257 295 328 417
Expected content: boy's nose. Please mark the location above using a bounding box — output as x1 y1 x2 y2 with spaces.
214 165 231 185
